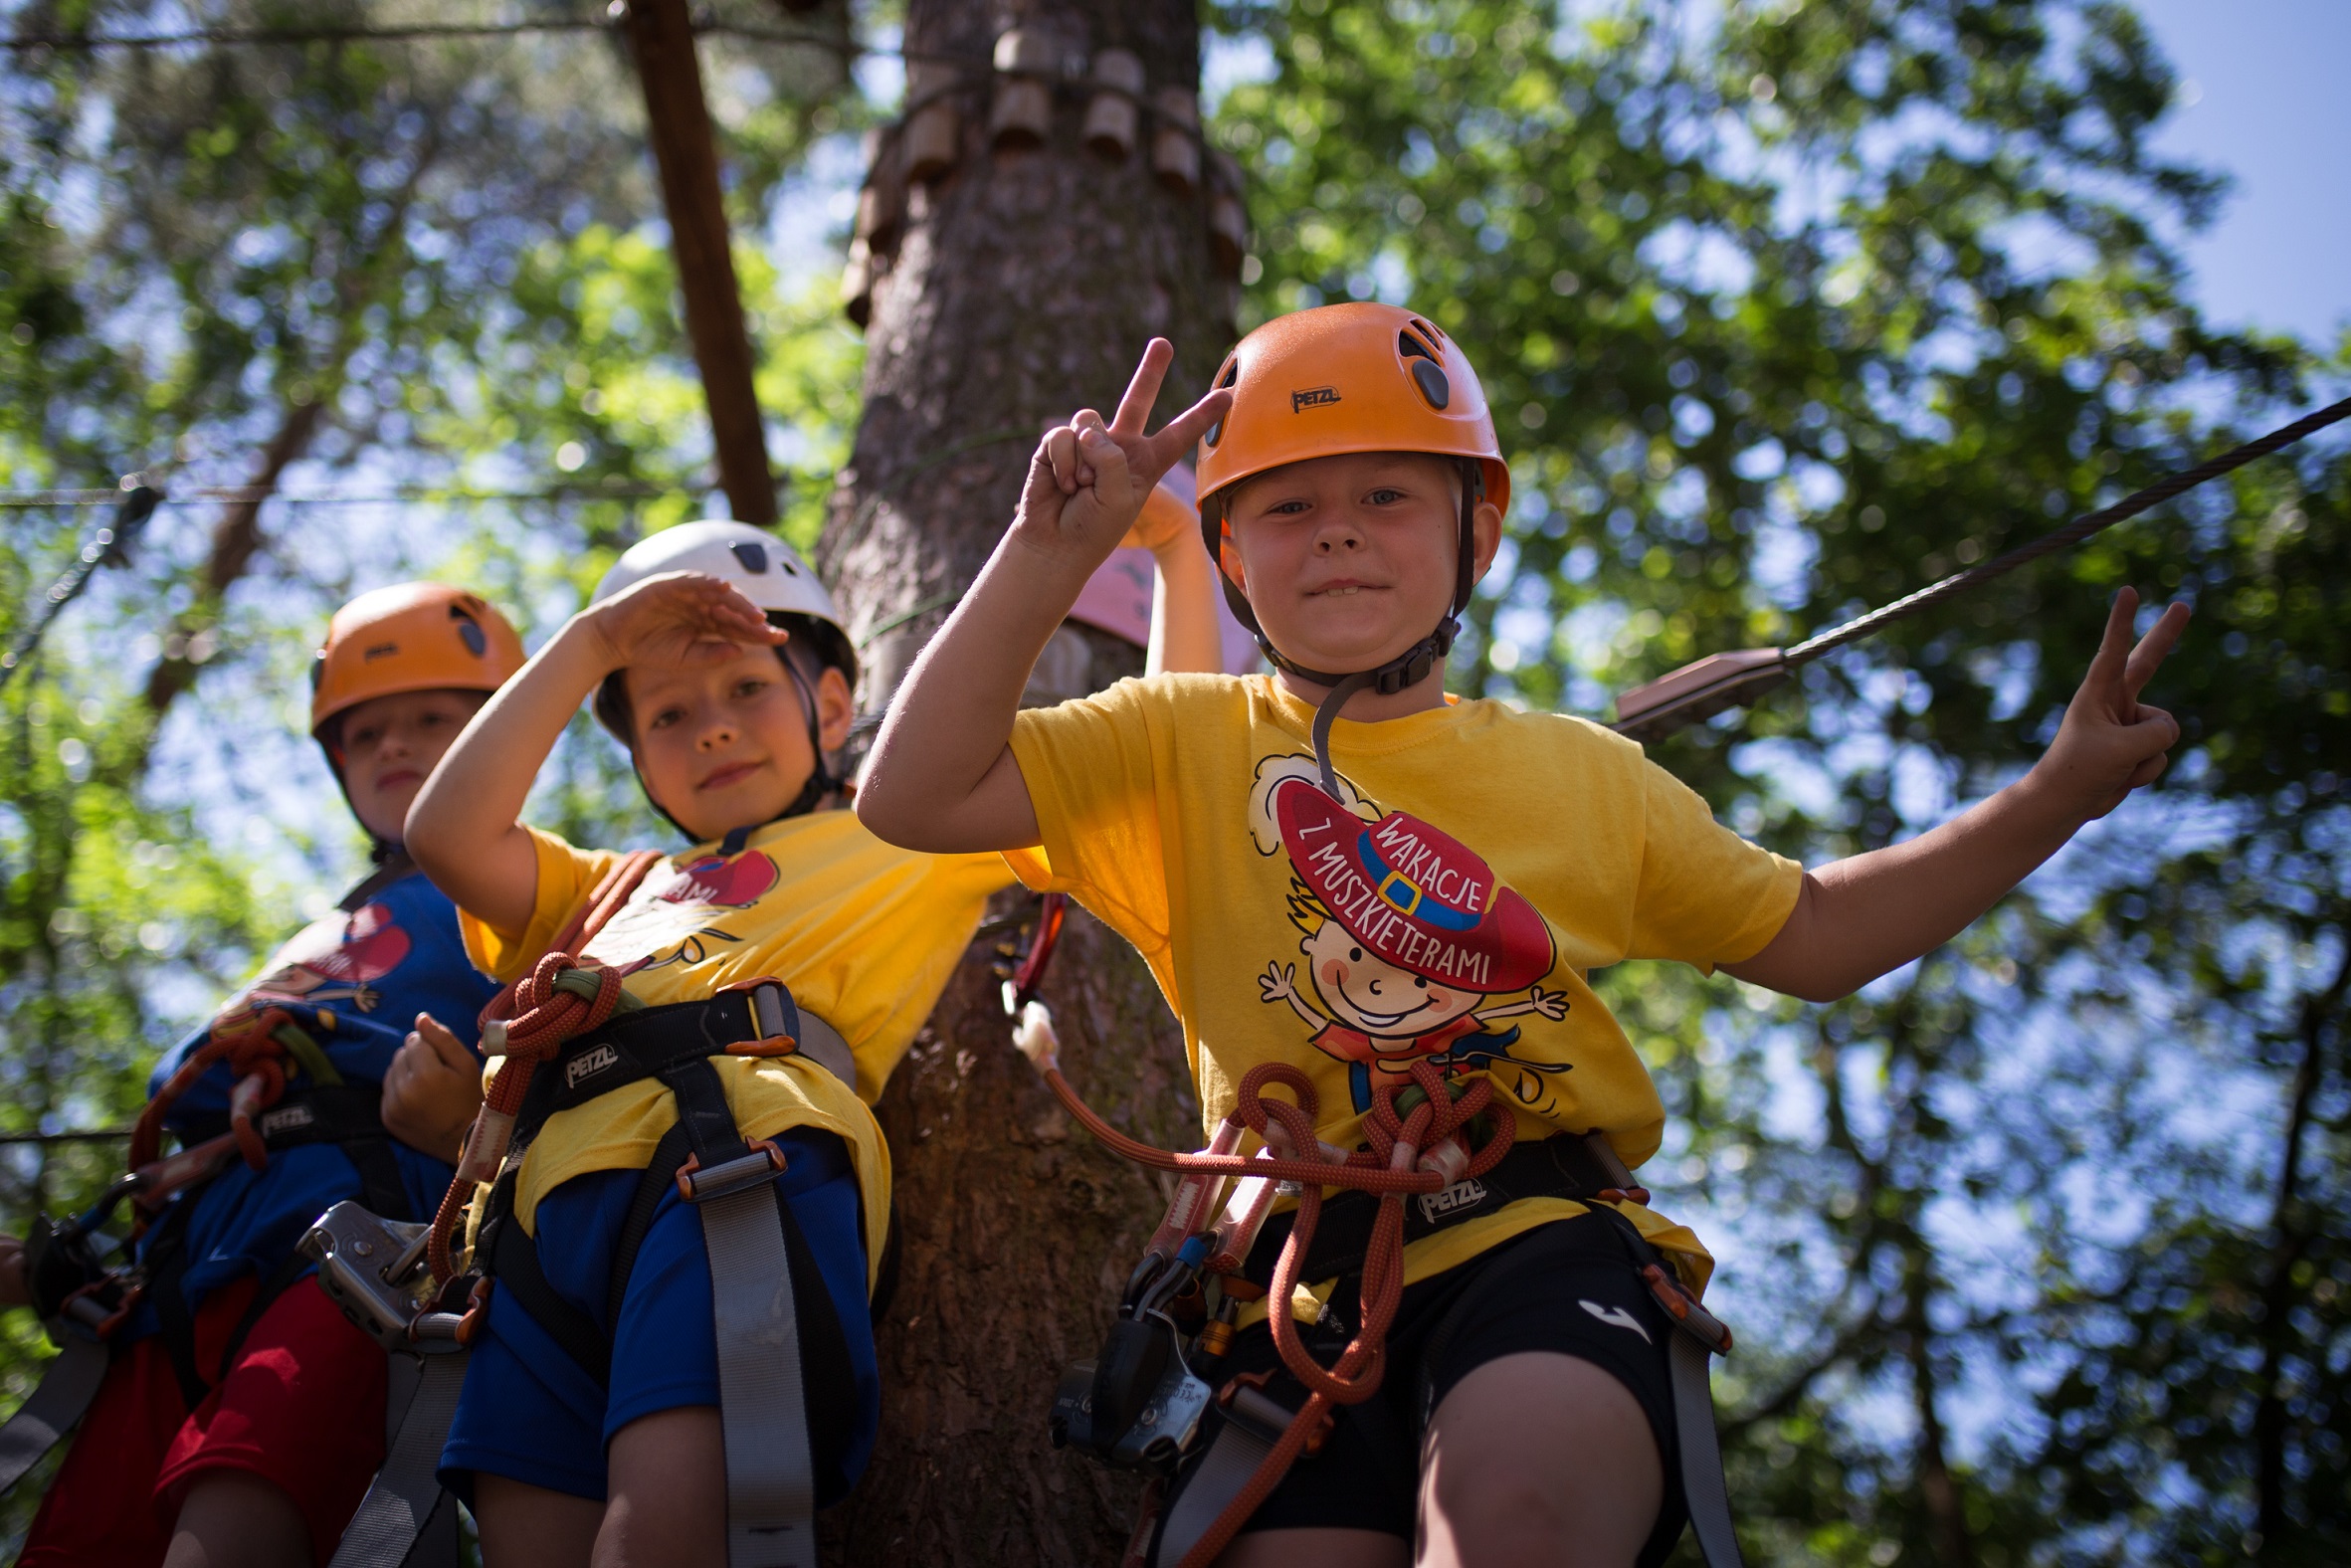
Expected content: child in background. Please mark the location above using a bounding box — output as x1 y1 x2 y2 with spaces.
0 584 523 1568
395 511 1228 1567
855 314 2190 1568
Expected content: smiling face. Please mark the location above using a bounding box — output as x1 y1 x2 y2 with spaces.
335 688 489 845
1298 917 1479 1048
625 642 854 844
1224 450 1503 685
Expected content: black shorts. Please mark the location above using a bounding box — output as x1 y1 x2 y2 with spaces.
1159 1213 1688 1566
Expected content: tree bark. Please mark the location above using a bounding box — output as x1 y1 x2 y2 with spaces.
819 2 1232 1560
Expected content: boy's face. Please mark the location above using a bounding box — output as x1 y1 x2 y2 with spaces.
1224 451 1502 682
627 642 854 844
337 688 488 845
1299 917 1478 1047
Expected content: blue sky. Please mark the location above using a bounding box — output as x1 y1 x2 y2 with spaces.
2134 0 2351 347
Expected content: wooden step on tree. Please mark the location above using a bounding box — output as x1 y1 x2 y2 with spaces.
819 0 1243 1560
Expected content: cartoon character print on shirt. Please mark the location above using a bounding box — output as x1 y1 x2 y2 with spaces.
579 846 781 976
236 900 415 1017
1248 755 1573 1114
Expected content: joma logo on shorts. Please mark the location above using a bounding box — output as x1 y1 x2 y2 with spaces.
1420 1177 1488 1226
1290 386 1342 412
566 1044 621 1089
259 1104 313 1136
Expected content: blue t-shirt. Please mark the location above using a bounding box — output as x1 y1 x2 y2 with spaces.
133 862 497 1318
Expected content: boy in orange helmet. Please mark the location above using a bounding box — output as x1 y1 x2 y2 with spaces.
0 584 522 1568
857 316 2189 1568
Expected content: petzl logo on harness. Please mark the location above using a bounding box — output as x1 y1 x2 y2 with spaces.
566 1044 621 1090
259 1104 314 1137
1420 1176 1488 1226
1290 386 1342 412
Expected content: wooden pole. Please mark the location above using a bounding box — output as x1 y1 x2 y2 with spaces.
623 0 776 525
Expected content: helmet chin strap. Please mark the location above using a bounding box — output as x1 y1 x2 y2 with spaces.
1221 459 1483 799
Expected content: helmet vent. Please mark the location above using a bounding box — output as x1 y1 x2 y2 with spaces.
1206 360 1241 447
456 618 488 657
1412 316 1447 344
1398 330 1438 363
1409 357 1451 411
728 540 770 574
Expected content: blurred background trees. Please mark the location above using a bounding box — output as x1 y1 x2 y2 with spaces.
2 1 2344 1562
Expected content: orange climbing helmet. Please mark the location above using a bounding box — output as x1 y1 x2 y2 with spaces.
309 582 525 738
1195 300 1509 518
1193 302 1510 694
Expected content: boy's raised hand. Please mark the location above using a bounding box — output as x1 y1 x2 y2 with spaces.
583 569 787 675
2032 587 2192 820
1018 337 1232 572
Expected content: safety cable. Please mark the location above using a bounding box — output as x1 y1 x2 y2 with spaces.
0 486 161 689
0 10 987 69
1613 395 2351 741
0 480 689 509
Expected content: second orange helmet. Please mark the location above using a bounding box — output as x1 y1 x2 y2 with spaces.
310 582 525 738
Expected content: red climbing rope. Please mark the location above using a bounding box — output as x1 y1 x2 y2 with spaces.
129 1005 307 1177
424 850 663 1282
1011 971 1511 1568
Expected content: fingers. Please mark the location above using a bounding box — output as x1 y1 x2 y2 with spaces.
1143 385 1234 477
2085 587 2139 695
631 572 785 645
2121 599 2192 700
1108 338 1175 436
413 1012 476 1073
1077 421 1130 498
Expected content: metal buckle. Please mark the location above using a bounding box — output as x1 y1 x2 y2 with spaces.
1218 1368 1333 1455
299 1200 465 1355
716 977 799 1056
675 1139 787 1203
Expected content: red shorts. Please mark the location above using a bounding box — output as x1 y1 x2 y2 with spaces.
19 1274 388 1568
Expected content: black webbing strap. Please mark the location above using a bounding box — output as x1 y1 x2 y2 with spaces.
479 1168 610 1385
140 1202 212 1410
0 1334 110 1497
513 988 801 1134
1237 1131 1637 1288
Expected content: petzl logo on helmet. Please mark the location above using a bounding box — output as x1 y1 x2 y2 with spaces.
1273 777 1553 992
1290 386 1342 412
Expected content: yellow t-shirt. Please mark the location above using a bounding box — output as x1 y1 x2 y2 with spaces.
1006 674 1802 1298
461 811 1013 1280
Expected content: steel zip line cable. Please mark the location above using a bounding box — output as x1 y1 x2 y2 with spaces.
1611 396 2351 742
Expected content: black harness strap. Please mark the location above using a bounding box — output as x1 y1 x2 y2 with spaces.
1238 1131 1637 1288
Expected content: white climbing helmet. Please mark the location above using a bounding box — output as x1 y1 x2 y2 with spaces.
591 518 844 632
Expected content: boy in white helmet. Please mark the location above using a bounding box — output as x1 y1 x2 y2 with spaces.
396 513 1227 1566
856 321 2190 1568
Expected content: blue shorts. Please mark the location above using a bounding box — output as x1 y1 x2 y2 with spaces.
439 1126 878 1503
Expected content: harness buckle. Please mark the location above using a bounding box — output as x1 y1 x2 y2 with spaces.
1640 1263 1733 1355
1218 1368 1333 1456
716 977 800 1056
675 1139 787 1204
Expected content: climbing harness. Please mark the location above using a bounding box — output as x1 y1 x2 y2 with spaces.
0 998 416 1501
1004 899 1744 1568
317 847 860 1568
1612 396 2351 742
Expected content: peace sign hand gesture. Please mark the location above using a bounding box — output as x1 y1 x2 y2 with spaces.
1015 337 1232 573
2034 587 2193 820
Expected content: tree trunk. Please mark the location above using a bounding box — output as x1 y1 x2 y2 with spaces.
818 2 1233 1560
